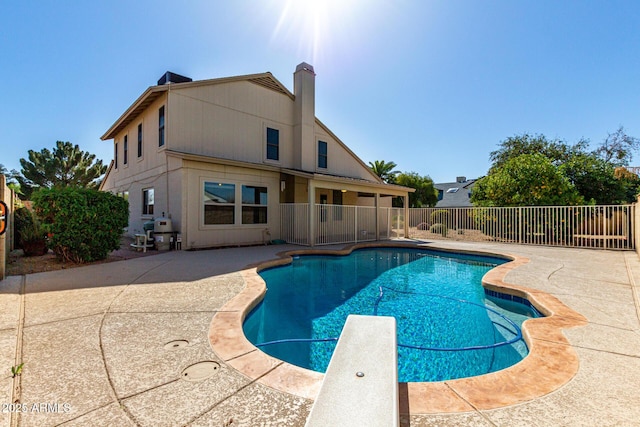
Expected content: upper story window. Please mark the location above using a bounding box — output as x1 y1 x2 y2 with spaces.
114 142 118 169
437 189 443 201
123 135 128 165
137 123 143 158
143 188 154 215
318 141 328 169
158 106 165 147
266 127 279 161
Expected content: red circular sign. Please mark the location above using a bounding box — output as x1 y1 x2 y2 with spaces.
0 201 7 236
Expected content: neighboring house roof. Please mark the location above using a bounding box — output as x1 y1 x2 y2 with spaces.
434 178 476 207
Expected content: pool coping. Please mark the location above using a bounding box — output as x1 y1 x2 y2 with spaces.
208 242 588 414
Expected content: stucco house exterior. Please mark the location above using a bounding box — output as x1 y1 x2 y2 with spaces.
100 63 411 249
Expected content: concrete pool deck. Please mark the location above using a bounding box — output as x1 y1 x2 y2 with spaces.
1 241 639 426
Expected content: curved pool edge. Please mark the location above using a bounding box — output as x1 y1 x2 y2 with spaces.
208 241 588 413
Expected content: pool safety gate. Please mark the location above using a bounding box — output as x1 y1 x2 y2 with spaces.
255 286 524 352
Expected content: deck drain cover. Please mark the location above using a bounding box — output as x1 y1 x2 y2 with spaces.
181 361 220 382
164 340 189 350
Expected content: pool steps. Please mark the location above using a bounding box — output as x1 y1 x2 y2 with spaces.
305 315 399 427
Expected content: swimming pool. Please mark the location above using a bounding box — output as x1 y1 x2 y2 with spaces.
243 247 540 382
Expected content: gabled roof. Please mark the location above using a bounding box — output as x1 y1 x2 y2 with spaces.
434 179 476 207
101 72 292 141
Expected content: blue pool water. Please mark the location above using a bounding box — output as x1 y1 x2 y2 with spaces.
243 248 540 382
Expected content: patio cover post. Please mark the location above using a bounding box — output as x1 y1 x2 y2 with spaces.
308 182 316 246
375 193 380 240
404 195 409 238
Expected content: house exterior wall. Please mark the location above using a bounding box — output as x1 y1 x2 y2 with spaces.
168 81 295 166
167 81 375 182
181 159 280 249
103 94 170 236
101 65 410 248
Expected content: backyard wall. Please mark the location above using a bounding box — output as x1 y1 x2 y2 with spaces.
0 174 15 280
635 195 640 256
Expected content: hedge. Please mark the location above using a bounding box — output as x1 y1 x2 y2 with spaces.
33 187 128 263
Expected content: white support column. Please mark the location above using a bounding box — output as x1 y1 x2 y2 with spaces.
308 182 316 246
404 195 409 239
375 193 380 241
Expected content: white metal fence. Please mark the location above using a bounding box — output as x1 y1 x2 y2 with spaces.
280 204 405 246
408 205 634 250
280 204 634 250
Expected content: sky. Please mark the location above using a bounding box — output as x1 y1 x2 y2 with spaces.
1 0 639 184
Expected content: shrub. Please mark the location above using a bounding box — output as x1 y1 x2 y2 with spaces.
33 187 128 263
430 209 449 225
416 222 430 231
14 207 35 249
429 223 448 236
14 208 48 256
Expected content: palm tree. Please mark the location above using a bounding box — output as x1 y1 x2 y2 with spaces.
368 160 399 183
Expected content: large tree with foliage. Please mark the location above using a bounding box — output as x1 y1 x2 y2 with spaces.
17 141 107 199
394 172 438 208
472 154 584 207
489 133 588 168
593 126 640 166
0 164 18 184
368 160 399 184
479 131 640 206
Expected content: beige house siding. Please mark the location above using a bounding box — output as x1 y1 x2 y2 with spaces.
100 64 412 248
168 82 295 165
181 159 280 249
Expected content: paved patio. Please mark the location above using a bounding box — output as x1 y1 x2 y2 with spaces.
1 241 639 426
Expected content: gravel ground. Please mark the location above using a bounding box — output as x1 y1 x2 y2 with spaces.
6 235 161 276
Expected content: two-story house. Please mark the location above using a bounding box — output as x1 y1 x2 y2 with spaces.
100 63 411 249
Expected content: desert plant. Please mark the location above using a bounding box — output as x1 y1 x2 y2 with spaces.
430 210 449 226
429 223 448 236
33 187 128 263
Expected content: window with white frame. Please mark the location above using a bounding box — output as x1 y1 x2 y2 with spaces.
142 188 154 215
242 185 267 224
203 182 269 225
204 182 235 224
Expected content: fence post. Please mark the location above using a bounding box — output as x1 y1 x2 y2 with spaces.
518 207 522 244
354 206 358 243
0 174 7 281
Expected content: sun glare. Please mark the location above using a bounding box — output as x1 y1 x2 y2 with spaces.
269 0 370 64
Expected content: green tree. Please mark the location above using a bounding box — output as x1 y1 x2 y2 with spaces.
17 141 107 199
484 131 640 205
368 160 399 184
472 154 584 207
395 172 438 208
560 154 639 204
489 134 588 169
593 126 640 166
